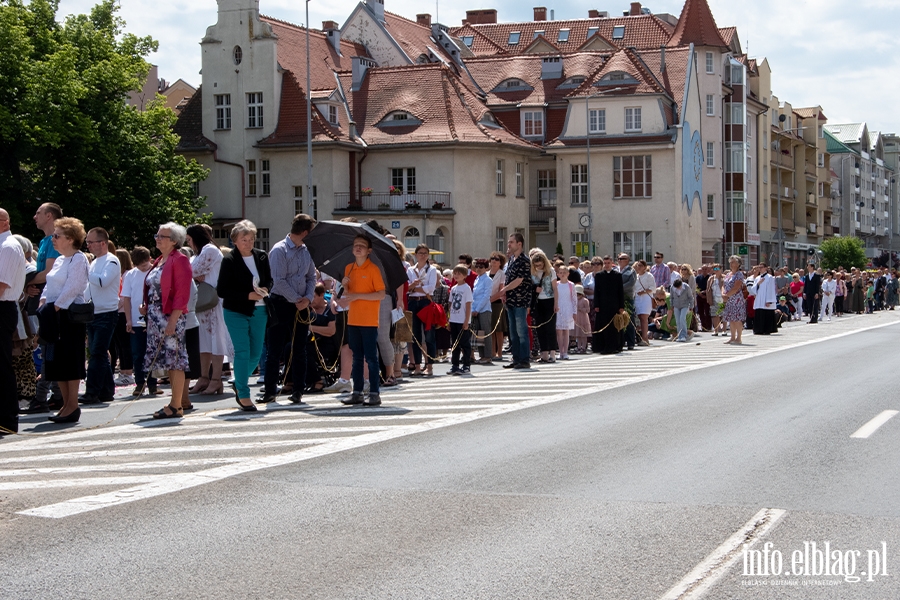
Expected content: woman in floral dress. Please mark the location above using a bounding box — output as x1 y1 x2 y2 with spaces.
721 255 746 345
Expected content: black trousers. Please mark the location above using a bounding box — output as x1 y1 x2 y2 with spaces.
0 301 19 434
264 295 310 395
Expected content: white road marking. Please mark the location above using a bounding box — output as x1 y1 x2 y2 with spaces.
0 476 165 491
659 508 787 600
17 318 900 518
0 458 244 477
850 410 899 439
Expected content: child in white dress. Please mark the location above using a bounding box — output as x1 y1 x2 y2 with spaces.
554 265 577 359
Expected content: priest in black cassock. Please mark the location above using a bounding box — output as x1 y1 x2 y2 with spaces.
592 255 626 354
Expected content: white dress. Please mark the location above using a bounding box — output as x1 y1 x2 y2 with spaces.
555 281 576 330
191 244 233 356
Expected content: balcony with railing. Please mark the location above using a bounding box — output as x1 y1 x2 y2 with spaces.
530 204 557 226
771 153 794 169
334 191 453 213
771 218 795 232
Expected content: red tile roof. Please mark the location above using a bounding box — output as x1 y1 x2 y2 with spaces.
450 14 675 56
718 26 737 48
795 107 828 121
337 63 539 150
667 0 728 48
173 87 216 153
570 48 669 99
383 11 458 65
257 72 351 147
260 16 369 91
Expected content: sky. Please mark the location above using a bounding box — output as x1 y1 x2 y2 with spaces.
56 0 900 135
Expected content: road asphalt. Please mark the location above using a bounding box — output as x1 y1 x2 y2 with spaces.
1 312 899 599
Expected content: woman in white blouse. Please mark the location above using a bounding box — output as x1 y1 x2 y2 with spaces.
185 224 232 395
38 218 90 424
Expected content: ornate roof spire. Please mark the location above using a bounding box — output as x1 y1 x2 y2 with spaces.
667 0 728 48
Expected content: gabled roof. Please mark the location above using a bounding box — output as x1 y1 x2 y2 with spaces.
667 0 729 48
260 16 369 91
382 11 459 66
463 52 608 106
570 48 670 100
522 34 561 55
824 129 858 155
577 31 617 52
795 107 828 121
826 123 866 146
257 72 352 147
173 87 216 153
450 14 675 56
337 63 539 150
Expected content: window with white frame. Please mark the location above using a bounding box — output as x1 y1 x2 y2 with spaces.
523 110 544 137
215 94 231 130
817 153 825 168
725 142 745 173
496 159 505 195
705 51 714 74
328 105 338 126
625 107 642 132
247 92 263 128
725 103 744 124
571 164 587 205
613 231 652 262
706 142 715 167
260 159 270 195
403 227 420 249
818 182 825 197
391 168 416 193
254 229 270 252
730 64 744 85
496 227 507 252
589 108 606 134
294 185 318 219
247 160 257 196
706 95 715 116
537 169 557 206
707 194 715 219
613 155 652 198
515 162 524 197
571 232 587 256
818 125 824 138
725 192 746 222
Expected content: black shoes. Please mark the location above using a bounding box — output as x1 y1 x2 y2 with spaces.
231 382 258 412
78 393 113 405
341 392 365 405
48 407 81 424
257 393 278 404
289 393 305 405
21 402 50 414
512 362 531 369
363 393 381 406
502 362 518 369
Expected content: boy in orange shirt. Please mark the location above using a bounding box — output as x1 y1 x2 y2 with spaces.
337 235 386 405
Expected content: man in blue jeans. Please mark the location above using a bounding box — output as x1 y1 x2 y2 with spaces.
499 232 533 369
80 228 121 404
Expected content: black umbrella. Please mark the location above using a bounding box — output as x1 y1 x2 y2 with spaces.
304 220 408 291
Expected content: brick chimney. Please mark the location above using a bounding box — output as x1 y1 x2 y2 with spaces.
465 9 498 25
588 9 600 18
322 21 341 53
416 13 432 27
630 2 642 15
534 7 547 21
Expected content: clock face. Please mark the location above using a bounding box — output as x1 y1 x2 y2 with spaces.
693 140 703 182
580 214 591 228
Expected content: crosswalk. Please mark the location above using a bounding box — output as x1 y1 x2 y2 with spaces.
2 312 896 519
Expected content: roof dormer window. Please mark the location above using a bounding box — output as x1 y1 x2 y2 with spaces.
393 112 409 121
492 78 533 93
586 27 598 38
557 76 585 89
506 79 524 88
533 30 545 39
597 71 637 86
612 25 625 39
508 31 521 45
461 35 474 47
557 29 570 43
377 111 423 128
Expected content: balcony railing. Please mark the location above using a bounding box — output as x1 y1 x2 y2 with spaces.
771 153 794 169
334 191 453 212
771 218 794 232
529 204 557 226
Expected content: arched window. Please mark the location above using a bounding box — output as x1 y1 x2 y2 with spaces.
404 227 420 249
233 46 243 66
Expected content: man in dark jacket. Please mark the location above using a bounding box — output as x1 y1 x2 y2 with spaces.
803 262 822 323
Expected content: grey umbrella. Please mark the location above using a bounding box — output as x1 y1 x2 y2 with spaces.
303 221 408 291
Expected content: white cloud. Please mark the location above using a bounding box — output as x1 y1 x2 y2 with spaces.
54 0 898 133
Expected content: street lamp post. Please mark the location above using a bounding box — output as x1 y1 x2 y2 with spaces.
306 0 313 216
583 87 622 258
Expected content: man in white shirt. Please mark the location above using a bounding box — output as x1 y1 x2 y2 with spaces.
121 246 160 397
0 208 27 435
79 227 120 404
819 271 837 322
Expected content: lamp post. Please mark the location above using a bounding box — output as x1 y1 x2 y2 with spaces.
583 87 622 258
306 0 313 217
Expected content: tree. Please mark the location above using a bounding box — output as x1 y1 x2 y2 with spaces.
555 242 564 256
820 236 867 270
0 0 207 248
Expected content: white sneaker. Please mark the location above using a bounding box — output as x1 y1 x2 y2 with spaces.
324 379 352 393
364 381 371 394
114 374 134 386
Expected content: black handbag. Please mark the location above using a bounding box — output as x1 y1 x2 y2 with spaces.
68 301 95 324
264 296 278 328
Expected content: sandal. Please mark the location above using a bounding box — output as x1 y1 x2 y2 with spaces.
182 403 194 411
152 405 183 419
382 376 397 387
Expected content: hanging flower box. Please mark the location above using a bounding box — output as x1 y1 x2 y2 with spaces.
361 187 373 196
389 186 402 196
405 201 422 210
377 202 391 209
431 201 446 210
347 200 364 210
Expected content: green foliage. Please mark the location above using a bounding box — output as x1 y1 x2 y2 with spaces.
820 236 867 270
555 241 564 256
0 0 207 248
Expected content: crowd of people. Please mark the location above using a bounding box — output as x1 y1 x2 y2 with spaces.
1 205 895 436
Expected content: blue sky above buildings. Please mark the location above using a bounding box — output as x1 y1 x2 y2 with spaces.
57 0 899 134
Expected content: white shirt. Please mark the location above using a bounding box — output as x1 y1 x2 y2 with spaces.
85 252 121 313
408 263 438 297
635 272 656 297
821 279 837 297
0 230 26 302
751 274 777 309
243 255 265 306
121 266 151 326
42 253 89 308
448 281 473 324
